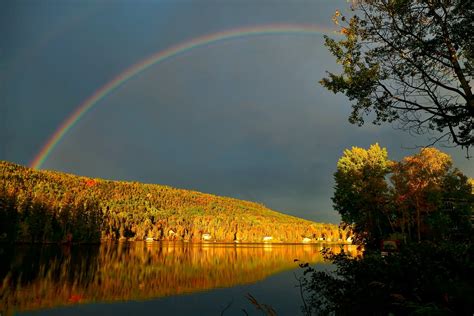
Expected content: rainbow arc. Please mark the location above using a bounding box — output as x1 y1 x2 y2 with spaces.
31 24 335 169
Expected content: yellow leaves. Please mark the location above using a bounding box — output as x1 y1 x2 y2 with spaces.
332 10 341 25
331 9 353 38
467 178 474 194
392 147 455 217
400 148 452 184
337 143 391 176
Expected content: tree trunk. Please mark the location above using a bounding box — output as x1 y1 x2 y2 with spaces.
416 198 421 243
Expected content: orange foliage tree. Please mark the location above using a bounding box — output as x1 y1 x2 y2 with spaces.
333 145 473 249
391 148 452 242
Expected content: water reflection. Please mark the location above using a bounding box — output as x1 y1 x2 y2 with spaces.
0 242 357 314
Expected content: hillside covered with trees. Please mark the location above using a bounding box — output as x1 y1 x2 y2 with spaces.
0 161 344 244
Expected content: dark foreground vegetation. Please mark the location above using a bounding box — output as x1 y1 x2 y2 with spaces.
0 161 344 244
302 145 474 315
303 242 474 315
304 0 474 312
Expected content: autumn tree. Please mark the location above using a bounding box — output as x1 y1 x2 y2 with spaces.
334 145 472 247
332 143 393 249
391 148 473 243
391 148 452 242
469 177 474 193
321 0 474 149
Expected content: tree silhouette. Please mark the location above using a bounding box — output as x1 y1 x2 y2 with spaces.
321 0 474 150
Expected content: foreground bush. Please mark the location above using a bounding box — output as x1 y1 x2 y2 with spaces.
302 242 474 315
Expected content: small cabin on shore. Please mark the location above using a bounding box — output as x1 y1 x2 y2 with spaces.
263 236 273 242
302 237 312 243
202 233 212 241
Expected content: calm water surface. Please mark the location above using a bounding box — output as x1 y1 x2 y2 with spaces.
0 242 357 315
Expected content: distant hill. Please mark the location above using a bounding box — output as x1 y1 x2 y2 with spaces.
0 161 345 243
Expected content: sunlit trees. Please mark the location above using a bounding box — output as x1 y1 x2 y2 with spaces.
321 0 474 149
391 148 452 242
309 145 473 314
333 145 473 248
333 143 392 248
315 2 474 307
391 148 473 242
0 161 343 244
469 178 474 193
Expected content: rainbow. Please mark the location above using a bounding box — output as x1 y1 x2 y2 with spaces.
30 23 335 169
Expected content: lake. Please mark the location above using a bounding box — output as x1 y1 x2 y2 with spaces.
0 242 357 315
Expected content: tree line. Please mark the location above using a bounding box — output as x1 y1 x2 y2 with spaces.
0 161 346 244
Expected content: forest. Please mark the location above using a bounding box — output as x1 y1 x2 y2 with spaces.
0 161 346 244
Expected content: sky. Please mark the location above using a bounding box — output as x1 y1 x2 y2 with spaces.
1 0 472 224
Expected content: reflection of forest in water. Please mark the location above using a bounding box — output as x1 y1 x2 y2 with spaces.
0 243 358 314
